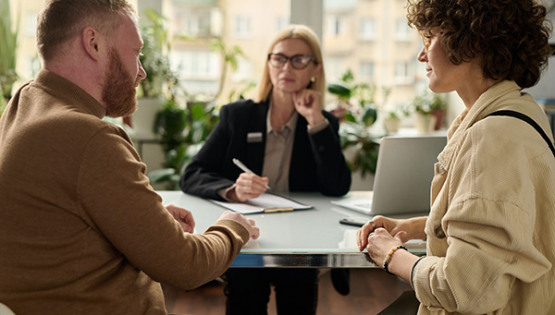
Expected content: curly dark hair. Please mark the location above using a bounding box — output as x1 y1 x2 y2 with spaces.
406 0 554 88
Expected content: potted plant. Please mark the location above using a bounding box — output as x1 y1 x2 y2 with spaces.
129 9 177 136
328 70 379 178
148 100 219 190
0 0 19 105
138 9 176 99
147 99 186 190
210 38 246 101
429 92 448 130
383 110 402 134
140 10 246 189
411 90 447 132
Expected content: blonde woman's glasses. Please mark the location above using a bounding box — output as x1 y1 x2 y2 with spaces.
268 53 315 70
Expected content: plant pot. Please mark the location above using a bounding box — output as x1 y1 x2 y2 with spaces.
132 96 164 138
431 109 446 130
414 113 436 133
383 116 401 134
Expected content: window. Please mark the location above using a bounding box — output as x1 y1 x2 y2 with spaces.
325 15 344 36
172 5 222 37
325 57 345 81
233 16 252 39
12 0 427 115
275 17 290 33
170 50 220 94
395 18 412 42
325 0 356 10
394 60 414 85
359 61 375 80
232 57 253 82
23 12 38 37
359 18 376 41
171 50 220 78
183 15 200 35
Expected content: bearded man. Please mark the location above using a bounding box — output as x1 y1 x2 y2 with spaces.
0 1 259 314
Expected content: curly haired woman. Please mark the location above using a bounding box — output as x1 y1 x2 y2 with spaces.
357 0 555 314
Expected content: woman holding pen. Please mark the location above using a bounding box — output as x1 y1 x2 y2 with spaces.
180 24 351 315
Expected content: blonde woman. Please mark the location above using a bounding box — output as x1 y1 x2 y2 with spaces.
181 25 351 314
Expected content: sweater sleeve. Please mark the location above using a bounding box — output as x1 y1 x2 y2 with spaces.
77 126 249 290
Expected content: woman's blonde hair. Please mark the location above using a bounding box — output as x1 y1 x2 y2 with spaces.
255 24 326 105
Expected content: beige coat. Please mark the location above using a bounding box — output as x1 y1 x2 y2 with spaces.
413 81 555 314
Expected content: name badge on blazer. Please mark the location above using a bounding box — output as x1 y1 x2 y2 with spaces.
247 132 263 143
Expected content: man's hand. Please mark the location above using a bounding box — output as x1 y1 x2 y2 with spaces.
166 204 195 233
218 210 260 240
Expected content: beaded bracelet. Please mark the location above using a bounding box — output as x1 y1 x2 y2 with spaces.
383 245 408 274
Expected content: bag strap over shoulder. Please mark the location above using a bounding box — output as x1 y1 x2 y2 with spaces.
486 110 555 157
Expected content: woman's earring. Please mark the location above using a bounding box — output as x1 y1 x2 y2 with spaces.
310 76 316 82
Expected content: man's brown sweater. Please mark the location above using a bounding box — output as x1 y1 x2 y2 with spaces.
0 70 249 314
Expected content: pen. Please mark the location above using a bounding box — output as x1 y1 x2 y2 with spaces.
232 158 270 189
263 207 294 213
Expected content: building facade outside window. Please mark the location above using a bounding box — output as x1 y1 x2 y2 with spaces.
9 0 434 119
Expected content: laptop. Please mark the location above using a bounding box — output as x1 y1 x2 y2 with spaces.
333 135 447 218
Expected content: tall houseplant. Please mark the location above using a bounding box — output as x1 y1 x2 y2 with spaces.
138 9 176 98
146 23 246 189
0 0 19 102
210 38 245 101
328 70 380 177
130 9 177 134
148 100 219 190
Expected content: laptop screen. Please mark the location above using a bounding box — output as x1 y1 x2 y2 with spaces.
370 135 446 215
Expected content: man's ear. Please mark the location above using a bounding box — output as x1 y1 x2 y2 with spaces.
82 26 101 61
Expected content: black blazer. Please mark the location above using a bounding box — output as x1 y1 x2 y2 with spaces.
180 99 351 200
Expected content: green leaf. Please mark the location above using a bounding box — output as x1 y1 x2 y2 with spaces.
190 103 206 121
343 112 357 123
327 83 351 99
362 107 377 127
0 0 19 98
340 69 354 83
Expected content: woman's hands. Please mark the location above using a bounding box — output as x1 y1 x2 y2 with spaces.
292 89 325 126
357 216 408 250
356 215 427 267
226 173 270 203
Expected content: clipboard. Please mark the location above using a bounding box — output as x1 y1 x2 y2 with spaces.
211 193 313 214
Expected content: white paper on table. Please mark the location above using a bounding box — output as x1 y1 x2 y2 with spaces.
211 193 312 214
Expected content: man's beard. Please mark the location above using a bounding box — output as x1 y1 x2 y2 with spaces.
101 49 140 118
